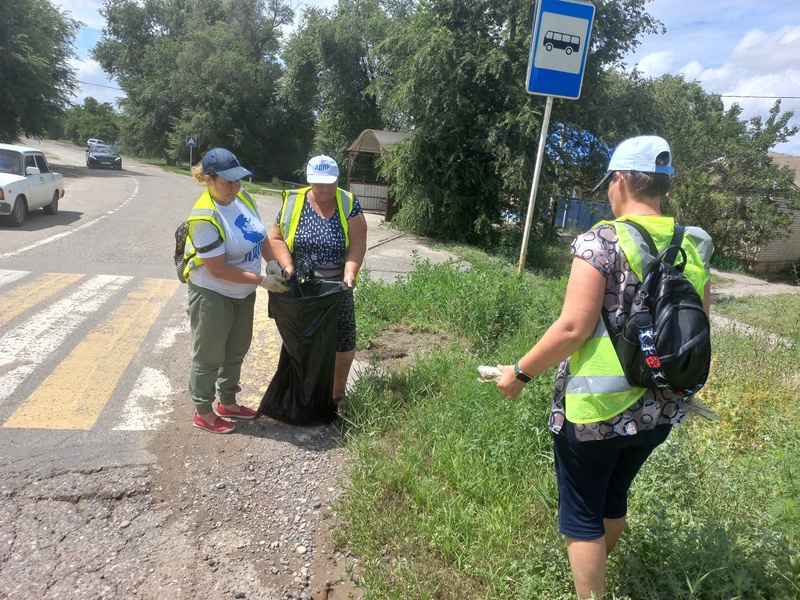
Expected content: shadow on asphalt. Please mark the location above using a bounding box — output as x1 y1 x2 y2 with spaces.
1 209 83 231
232 417 344 452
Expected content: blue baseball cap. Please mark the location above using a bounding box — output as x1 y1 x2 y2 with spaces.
202 148 252 181
592 136 675 192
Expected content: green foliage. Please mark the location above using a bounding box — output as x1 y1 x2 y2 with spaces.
709 251 747 274
0 0 79 142
86 0 798 251
371 0 667 243
281 0 387 164
55 98 121 145
337 255 800 598
355 254 563 354
93 0 307 176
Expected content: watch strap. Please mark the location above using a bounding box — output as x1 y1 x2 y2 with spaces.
514 363 532 383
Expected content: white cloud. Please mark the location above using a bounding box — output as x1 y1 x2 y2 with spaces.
68 57 122 107
627 4 800 156
52 0 106 31
634 51 674 78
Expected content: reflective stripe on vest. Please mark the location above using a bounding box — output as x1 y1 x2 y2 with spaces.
565 317 646 423
182 189 258 279
279 187 354 254
564 216 709 424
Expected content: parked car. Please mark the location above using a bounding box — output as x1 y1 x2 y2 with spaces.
86 144 122 170
0 143 64 227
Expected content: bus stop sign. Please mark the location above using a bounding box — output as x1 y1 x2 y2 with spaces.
526 0 595 100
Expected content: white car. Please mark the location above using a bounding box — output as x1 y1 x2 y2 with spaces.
0 143 64 227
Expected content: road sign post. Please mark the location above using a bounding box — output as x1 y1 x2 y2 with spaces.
186 135 198 166
518 0 595 273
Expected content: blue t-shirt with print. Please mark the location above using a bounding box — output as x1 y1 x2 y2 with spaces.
277 194 362 267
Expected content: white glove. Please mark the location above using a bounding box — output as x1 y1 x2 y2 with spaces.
266 260 283 278
260 261 288 292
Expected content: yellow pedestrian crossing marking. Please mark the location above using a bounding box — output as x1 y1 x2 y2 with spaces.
4 278 181 430
0 270 283 432
0 272 85 328
239 289 282 408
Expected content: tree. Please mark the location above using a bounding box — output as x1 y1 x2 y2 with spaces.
281 0 387 165
664 97 799 260
93 0 299 175
0 0 80 142
59 98 122 146
593 71 799 260
370 0 664 244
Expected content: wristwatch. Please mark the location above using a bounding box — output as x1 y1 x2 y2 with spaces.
514 363 532 383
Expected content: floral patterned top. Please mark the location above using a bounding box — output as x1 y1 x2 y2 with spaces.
547 219 713 442
276 192 363 268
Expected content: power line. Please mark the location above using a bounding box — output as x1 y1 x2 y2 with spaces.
76 79 122 91
719 94 800 99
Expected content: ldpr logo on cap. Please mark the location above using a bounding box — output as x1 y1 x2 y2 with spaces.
306 155 339 183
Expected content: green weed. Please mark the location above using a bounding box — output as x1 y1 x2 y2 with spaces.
336 250 800 598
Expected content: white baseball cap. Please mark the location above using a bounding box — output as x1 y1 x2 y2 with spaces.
306 155 339 184
592 136 675 192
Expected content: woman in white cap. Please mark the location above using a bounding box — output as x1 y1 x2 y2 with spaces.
495 136 713 599
184 147 286 434
270 154 367 408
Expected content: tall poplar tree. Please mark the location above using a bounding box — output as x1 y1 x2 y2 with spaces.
0 0 79 142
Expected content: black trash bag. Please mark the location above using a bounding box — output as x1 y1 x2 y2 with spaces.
257 276 348 425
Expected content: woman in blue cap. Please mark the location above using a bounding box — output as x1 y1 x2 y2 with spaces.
184 147 286 434
496 136 713 599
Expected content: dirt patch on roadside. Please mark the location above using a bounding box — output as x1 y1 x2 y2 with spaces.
356 324 448 372
711 271 800 299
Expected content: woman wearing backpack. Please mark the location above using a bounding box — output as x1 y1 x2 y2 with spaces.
184 148 286 434
496 136 713 599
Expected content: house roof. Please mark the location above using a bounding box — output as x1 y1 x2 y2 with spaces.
769 152 800 189
347 129 410 155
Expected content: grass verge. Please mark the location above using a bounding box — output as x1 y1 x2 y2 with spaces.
336 253 800 599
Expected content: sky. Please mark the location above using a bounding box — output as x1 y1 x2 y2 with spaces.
53 0 800 156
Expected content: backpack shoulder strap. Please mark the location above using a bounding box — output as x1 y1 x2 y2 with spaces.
618 220 686 271
618 220 657 256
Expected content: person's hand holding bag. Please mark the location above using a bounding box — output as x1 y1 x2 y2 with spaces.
260 260 288 292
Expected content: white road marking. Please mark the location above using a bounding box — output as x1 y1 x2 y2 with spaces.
113 367 175 431
0 274 132 405
154 322 190 353
0 269 29 288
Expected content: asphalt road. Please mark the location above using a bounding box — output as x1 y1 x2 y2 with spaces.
0 140 284 472
0 140 457 600
0 141 331 599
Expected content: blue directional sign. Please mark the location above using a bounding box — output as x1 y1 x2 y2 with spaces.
186 136 197 147
526 0 595 100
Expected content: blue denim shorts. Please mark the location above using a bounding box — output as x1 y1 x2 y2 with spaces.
552 420 672 540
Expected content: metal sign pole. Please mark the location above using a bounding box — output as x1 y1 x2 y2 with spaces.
518 95 554 273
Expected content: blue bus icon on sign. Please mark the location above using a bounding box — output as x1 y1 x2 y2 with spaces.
543 30 580 55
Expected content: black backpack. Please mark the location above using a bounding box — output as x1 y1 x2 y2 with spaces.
173 221 222 283
602 221 711 397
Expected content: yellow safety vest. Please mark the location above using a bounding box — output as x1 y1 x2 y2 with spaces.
565 216 711 424
182 189 259 280
279 187 355 254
